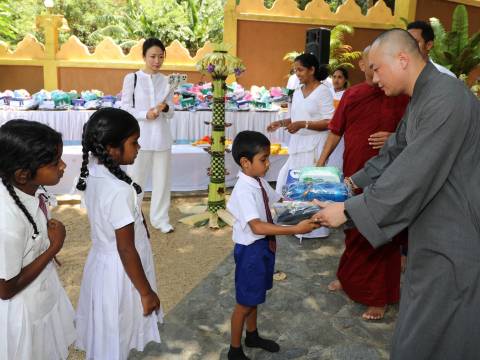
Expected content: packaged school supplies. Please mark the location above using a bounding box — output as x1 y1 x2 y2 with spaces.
299 166 342 183
274 201 321 225
284 182 349 202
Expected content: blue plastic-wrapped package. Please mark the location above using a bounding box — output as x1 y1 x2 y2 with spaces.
299 166 342 183
273 202 321 225
284 182 349 202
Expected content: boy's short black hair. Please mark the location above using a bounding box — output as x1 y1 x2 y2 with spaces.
407 20 435 43
232 131 270 166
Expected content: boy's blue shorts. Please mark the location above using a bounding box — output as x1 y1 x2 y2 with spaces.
234 238 275 307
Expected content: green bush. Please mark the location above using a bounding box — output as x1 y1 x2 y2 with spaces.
0 0 224 54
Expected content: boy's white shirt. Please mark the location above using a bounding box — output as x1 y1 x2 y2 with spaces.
227 171 281 246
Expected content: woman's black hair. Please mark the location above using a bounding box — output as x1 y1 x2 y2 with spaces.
0 119 62 238
142 38 166 57
76 108 142 194
294 53 329 81
333 67 349 89
232 131 270 166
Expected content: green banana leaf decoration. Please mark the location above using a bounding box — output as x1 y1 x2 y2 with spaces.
197 44 245 220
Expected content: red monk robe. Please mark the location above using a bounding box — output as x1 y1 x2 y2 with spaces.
329 82 409 307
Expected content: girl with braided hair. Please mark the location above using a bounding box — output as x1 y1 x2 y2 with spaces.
0 119 75 360
75 108 162 360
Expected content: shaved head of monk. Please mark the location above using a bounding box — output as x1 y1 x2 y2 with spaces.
359 45 375 85
369 28 427 97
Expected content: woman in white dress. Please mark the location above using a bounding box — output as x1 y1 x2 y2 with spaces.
332 67 349 106
75 108 162 360
0 120 75 360
121 38 175 233
267 54 343 238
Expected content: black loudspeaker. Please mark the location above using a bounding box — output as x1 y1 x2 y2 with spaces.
305 27 330 65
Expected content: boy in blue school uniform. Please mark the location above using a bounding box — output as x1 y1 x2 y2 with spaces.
227 131 320 360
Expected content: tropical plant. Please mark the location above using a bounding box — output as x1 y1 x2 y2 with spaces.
429 4 480 77
1 0 224 54
0 0 41 45
284 24 362 73
0 0 16 42
459 74 480 99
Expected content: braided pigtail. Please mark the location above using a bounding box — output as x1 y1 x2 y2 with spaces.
95 143 142 194
80 108 141 194
2 177 39 239
76 123 90 191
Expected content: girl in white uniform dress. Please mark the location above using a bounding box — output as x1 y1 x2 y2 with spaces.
0 120 75 360
121 38 175 233
268 54 343 239
75 108 162 360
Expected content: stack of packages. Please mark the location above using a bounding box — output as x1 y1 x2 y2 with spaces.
274 167 350 225
172 82 290 111
0 89 120 110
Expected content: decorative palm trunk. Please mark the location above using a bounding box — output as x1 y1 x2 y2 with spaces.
207 77 227 216
186 43 244 229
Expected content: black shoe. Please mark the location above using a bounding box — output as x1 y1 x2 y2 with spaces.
245 329 280 353
227 345 250 360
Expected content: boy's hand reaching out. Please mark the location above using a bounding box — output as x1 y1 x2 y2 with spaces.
294 219 320 234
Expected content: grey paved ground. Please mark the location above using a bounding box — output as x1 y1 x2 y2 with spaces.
131 229 397 360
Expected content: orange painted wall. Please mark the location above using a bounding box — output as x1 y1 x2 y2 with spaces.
0 65 43 93
237 20 382 88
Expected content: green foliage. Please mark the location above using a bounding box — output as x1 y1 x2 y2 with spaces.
0 0 16 42
429 5 480 77
0 0 41 45
284 24 361 73
0 0 224 54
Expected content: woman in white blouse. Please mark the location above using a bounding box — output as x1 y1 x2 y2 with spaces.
121 38 175 233
332 67 349 106
267 53 343 239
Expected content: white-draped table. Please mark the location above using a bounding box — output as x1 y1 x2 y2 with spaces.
46 144 287 195
1 110 290 194
0 109 290 144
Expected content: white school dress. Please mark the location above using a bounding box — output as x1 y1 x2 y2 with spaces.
0 183 76 360
75 162 163 360
276 82 342 239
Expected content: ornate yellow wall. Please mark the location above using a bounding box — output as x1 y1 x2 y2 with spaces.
0 15 214 92
0 0 478 92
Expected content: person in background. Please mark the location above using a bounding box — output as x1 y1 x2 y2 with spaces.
316 46 409 321
407 20 456 78
121 37 175 234
268 53 341 240
331 67 349 107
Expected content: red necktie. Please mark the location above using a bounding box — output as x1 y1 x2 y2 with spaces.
39 194 62 266
38 194 48 219
255 178 277 253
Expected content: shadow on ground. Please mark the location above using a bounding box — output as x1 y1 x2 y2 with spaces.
130 229 397 360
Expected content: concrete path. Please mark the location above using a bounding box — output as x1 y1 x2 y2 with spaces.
131 229 397 360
